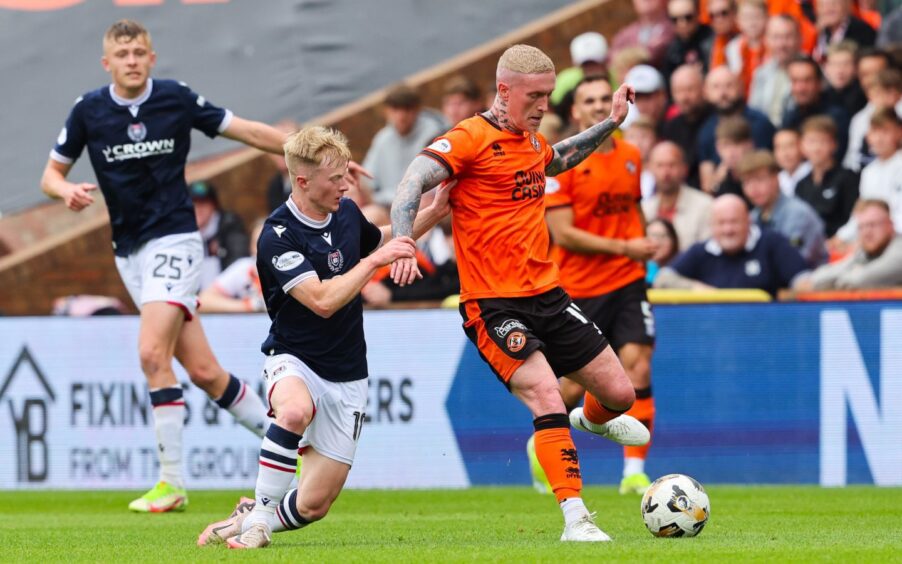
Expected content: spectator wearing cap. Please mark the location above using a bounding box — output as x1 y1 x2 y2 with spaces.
812 0 877 63
739 150 829 266
662 0 713 83
795 199 902 290
610 0 676 68
621 64 668 132
441 75 484 128
654 193 809 295
748 15 802 127
661 64 713 189
189 180 250 289
697 66 776 192
551 32 609 125
362 83 447 208
782 55 851 161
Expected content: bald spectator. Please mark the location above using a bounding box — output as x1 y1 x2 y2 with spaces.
748 15 802 126
363 84 447 208
698 66 776 192
441 75 484 128
812 0 877 63
782 55 850 160
662 65 713 188
610 0 676 68
642 142 713 250
739 150 829 266
663 0 713 82
654 193 809 294
795 200 902 290
622 64 668 131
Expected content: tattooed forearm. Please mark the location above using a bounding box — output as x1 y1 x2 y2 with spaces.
546 118 618 176
391 156 450 238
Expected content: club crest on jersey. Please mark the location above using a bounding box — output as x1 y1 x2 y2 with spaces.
327 249 345 273
745 259 761 276
507 331 526 353
494 318 528 338
127 122 147 143
529 134 541 153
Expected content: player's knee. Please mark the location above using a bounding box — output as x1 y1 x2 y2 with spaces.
275 403 313 434
300 500 331 522
138 343 168 377
608 382 636 411
186 362 221 389
521 379 566 414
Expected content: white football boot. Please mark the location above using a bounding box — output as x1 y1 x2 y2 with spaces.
226 522 272 549
561 513 612 542
569 408 650 446
197 496 255 546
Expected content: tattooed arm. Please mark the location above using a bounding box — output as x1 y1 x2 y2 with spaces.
389 155 452 285
546 83 635 177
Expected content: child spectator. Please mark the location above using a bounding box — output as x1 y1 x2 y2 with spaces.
844 68 902 172
711 116 755 201
724 0 768 96
773 128 812 197
782 55 851 160
824 41 867 116
794 116 860 237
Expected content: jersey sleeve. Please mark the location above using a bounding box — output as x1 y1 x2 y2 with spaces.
419 124 478 177
181 83 232 138
258 231 318 293
539 133 555 167
545 170 573 209
50 97 88 165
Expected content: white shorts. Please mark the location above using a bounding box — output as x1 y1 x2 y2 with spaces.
114 232 204 319
263 353 367 466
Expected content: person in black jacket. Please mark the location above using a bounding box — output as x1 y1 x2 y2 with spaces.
190 180 250 288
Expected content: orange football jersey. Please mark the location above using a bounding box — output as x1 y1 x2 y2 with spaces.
545 139 646 298
420 115 559 301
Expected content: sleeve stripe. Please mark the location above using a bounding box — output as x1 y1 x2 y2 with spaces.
420 150 454 177
217 109 234 134
49 149 74 165
282 271 318 293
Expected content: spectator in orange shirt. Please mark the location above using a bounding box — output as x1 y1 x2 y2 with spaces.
725 0 769 96
544 75 659 496
708 0 739 68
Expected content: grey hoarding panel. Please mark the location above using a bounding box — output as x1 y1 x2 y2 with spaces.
0 0 572 215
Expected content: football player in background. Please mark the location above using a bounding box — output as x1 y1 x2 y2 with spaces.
42 19 291 513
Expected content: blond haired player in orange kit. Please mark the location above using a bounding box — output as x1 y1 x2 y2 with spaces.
390 45 647 542
540 75 659 496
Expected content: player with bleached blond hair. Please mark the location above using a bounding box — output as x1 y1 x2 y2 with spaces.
198 126 452 549
389 44 643 542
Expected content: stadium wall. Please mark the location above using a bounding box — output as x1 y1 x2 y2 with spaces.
1 302 899 490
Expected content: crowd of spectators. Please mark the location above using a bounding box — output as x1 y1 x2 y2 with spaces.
110 0 902 316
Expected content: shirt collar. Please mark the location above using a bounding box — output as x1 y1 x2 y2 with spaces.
286 197 332 229
704 224 761 255
109 78 153 107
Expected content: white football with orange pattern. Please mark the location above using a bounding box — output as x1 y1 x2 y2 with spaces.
641 473 710 537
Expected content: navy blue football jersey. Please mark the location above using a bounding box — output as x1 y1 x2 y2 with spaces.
257 197 383 382
51 79 232 256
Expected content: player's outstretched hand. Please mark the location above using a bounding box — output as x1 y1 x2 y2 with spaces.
609 84 635 127
63 182 98 211
624 237 659 261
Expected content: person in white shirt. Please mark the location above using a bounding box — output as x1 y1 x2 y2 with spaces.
773 127 811 196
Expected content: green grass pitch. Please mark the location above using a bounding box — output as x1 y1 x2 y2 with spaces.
3 487 901 562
